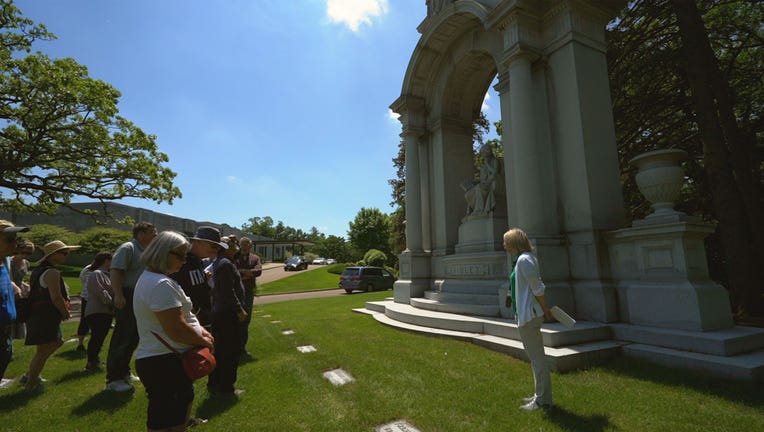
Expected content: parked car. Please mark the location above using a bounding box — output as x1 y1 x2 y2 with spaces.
339 266 396 293
325 258 337 265
284 255 309 271
311 257 327 265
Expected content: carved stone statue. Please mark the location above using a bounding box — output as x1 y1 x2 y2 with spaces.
462 144 501 220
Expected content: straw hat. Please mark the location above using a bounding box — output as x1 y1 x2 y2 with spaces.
39 240 81 262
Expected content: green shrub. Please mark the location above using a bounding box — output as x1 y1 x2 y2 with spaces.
326 263 348 274
363 249 387 267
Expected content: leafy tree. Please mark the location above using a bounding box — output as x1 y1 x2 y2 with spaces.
242 216 276 239
20 223 77 253
315 235 352 263
608 0 764 317
0 1 181 220
77 226 131 256
347 207 391 260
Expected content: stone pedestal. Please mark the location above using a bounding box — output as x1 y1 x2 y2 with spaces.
394 250 432 304
455 217 507 254
606 222 734 331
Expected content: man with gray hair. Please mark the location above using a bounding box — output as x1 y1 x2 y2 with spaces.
235 237 261 359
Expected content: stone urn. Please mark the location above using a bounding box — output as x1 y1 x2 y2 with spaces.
629 148 688 221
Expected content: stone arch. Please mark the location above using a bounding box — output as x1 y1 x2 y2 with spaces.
392 1 628 323
395 4 505 255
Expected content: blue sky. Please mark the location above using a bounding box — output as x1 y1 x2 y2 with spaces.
16 0 499 238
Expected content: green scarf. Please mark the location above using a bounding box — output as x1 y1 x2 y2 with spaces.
509 257 518 315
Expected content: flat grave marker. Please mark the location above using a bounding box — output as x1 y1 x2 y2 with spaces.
322 368 354 386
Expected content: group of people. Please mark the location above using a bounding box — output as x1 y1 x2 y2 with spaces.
0 220 262 431
2 216 553 427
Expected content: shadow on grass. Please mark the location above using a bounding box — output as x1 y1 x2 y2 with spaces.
546 406 613 432
195 393 239 420
600 357 764 411
55 348 87 361
56 367 99 384
71 390 133 416
0 389 45 412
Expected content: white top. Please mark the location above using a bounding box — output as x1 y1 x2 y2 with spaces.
79 267 92 300
133 270 203 360
514 252 546 327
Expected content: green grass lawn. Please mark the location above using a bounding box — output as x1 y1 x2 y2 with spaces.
2 291 762 431
257 266 342 295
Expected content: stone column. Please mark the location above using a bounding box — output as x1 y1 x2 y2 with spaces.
402 126 424 253
390 95 431 303
494 70 518 229
506 53 547 236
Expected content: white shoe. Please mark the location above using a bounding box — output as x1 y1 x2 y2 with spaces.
522 396 536 403
105 380 134 392
520 400 551 411
124 373 140 383
0 378 15 389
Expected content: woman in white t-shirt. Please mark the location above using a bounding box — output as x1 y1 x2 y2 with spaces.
503 228 553 411
133 231 214 432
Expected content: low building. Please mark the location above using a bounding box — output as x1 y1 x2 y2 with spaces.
1 202 311 263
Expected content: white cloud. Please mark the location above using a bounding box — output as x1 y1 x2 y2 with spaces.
226 175 240 184
387 108 400 121
326 0 389 32
482 92 491 112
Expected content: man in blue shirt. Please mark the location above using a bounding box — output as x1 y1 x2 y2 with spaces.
1 220 29 389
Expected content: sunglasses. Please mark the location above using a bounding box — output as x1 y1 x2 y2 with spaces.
58 250 69 256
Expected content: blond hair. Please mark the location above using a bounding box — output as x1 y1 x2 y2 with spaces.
503 228 532 254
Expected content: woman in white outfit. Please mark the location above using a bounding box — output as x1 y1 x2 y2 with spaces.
133 231 214 431
503 228 553 411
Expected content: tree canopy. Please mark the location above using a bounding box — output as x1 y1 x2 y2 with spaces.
0 1 181 219
347 207 392 261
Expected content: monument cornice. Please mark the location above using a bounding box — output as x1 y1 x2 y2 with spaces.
542 0 621 55
391 94 428 133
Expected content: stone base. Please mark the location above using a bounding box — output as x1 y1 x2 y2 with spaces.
394 250 432 304
607 221 734 331
455 217 507 253
621 280 733 331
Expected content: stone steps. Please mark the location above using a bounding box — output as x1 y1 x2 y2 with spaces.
410 297 500 317
623 344 764 382
355 300 619 372
611 323 764 356
355 300 764 381
424 290 498 305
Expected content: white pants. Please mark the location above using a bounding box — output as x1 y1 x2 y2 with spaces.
518 316 552 405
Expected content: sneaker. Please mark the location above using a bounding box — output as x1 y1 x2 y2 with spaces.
520 400 551 411
124 373 140 383
105 380 134 392
19 374 47 384
0 378 15 389
187 417 208 428
522 396 536 403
